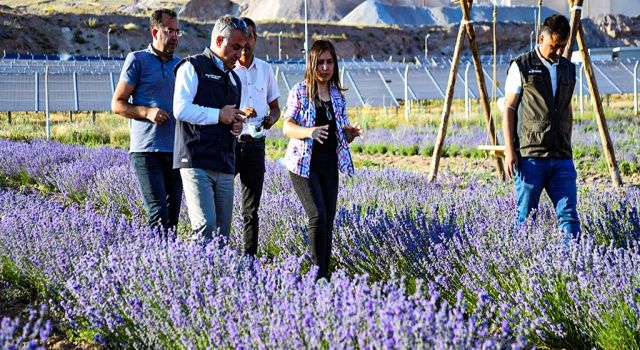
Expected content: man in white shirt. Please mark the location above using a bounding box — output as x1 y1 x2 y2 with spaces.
172 15 248 241
502 14 580 244
233 17 281 256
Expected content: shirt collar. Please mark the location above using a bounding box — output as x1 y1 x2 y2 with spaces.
146 44 176 62
535 46 559 67
235 57 256 70
207 48 228 72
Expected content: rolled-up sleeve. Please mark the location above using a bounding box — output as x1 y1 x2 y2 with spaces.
173 61 220 125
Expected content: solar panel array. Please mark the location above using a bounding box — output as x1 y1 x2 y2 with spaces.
1 57 638 112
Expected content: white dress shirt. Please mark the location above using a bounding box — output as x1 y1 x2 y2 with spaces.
233 57 280 136
173 51 229 125
505 46 559 97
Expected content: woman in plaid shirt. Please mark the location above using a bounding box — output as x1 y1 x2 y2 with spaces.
283 40 363 281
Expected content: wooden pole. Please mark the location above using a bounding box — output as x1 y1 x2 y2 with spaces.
563 0 622 187
461 0 505 180
493 4 497 108
576 25 622 187
537 0 543 33
563 0 581 59
6 111 10 124
427 22 466 182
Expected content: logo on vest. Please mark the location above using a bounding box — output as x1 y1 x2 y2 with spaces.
528 69 543 74
181 158 189 163
204 73 221 80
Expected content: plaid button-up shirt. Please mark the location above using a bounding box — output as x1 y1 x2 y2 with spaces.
283 80 355 178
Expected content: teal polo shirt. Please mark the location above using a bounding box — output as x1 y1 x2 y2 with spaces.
120 44 181 153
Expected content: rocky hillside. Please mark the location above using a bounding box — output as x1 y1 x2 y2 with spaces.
177 0 452 22
592 14 640 46
0 3 636 60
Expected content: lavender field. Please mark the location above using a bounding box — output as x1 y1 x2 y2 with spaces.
1 139 639 349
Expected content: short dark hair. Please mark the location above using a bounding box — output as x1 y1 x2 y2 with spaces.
150 9 177 28
240 17 256 32
541 14 570 40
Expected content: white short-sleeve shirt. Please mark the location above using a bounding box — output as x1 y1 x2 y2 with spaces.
505 47 560 97
234 57 280 136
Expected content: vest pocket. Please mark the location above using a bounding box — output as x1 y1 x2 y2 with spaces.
525 75 543 83
524 74 544 88
524 120 550 133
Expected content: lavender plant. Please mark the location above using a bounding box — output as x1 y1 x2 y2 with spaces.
0 305 51 350
1 138 639 348
0 190 528 349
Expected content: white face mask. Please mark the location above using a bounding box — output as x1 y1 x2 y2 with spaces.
248 123 266 138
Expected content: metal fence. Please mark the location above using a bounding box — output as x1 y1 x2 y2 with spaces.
1 56 639 112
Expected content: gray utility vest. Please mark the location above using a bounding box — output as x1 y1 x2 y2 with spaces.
512 50 576 158
173 48 241 173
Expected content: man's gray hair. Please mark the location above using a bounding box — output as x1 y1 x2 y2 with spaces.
212 15 249 41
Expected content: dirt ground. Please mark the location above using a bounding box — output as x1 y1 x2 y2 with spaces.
353 153 640 187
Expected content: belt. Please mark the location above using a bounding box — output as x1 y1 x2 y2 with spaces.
238 134 265 143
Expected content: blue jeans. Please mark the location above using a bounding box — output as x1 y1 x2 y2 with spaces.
129 152 182 231
515 157 580 241
180 168 235 240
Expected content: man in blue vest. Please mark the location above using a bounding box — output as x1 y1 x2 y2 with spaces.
112 9 182 232
502 14 580 244
173 15 248 241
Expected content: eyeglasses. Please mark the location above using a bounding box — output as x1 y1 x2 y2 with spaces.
161 28 182 37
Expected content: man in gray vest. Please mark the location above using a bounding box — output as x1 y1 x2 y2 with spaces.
112 9 182 232
173 15 249 241
502 14 580 243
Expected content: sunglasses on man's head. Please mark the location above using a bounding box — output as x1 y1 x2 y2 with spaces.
219 17 248 34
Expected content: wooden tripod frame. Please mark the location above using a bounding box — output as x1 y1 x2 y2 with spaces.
428 0 623 188
563 0 622 187
428 0 504 182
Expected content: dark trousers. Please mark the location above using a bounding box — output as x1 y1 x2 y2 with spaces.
129 152 182 231
235 139 266 256
289 158 339 280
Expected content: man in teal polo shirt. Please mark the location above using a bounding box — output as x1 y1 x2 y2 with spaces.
111 8 183 231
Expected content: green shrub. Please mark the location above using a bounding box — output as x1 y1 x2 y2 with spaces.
588 146 601 157
350 143 363 153
374 144 388 154
84 17 99 29
445 144 461 157
574 145 586 158
72 30 87 44
123 23 138 31
420 144 434 156
619 161 639 176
